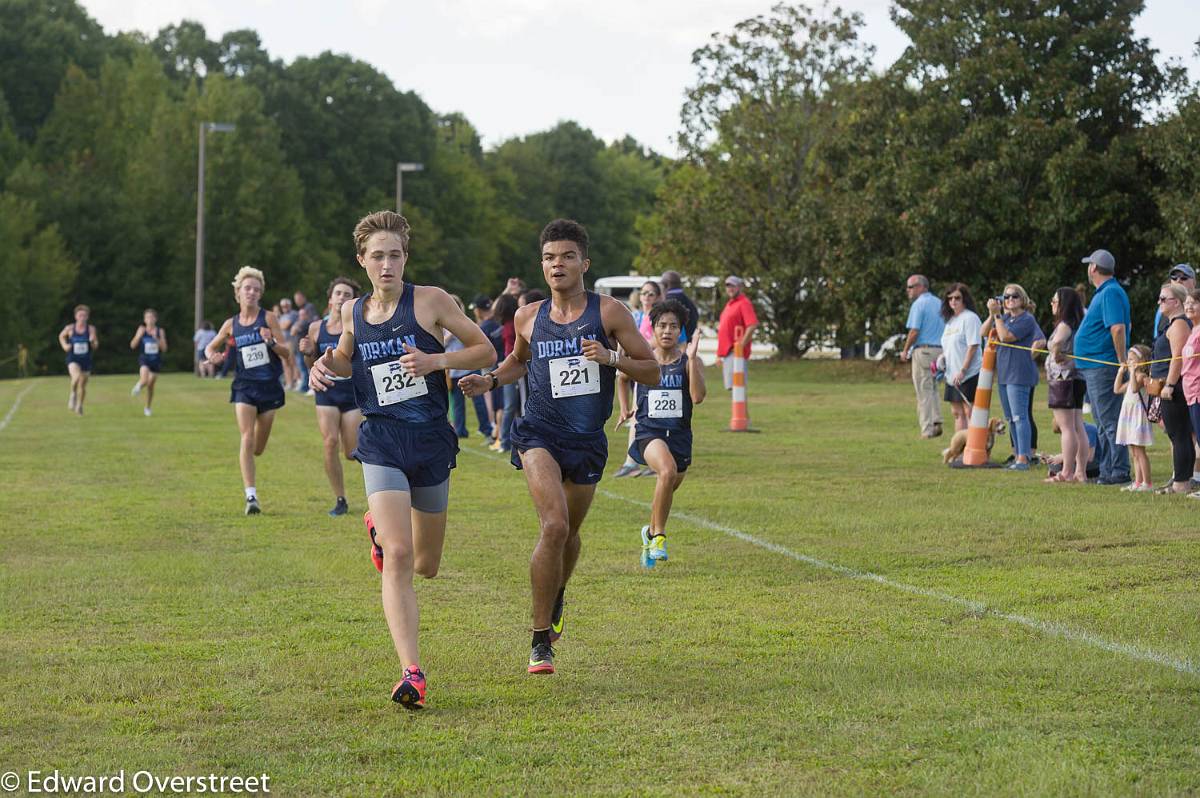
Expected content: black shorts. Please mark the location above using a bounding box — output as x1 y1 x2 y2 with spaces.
629 430 692 473
139 356 161 373
230 380 286 414
944 374 979 403
352 416 458 488
315 381 357 413
66 355 92 372
509 416 608 485
1047 378 1088 410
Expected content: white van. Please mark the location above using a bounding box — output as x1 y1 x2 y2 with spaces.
592 274 776 364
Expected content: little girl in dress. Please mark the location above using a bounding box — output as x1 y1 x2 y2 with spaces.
1114 344 1154 491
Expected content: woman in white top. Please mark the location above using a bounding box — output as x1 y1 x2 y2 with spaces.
939 282 983 432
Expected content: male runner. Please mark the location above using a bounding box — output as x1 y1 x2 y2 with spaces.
461 219 659 674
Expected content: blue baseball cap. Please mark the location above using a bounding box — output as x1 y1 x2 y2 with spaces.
1170 264 1195 280
1081 249 1115 273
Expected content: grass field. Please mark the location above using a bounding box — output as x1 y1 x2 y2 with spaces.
1 362 1198 796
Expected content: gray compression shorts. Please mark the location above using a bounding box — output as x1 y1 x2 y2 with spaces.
361 464 450 513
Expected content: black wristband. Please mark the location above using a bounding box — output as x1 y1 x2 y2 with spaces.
490 373 499 390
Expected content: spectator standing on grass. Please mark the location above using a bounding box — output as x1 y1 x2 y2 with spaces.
717 276 758 422
194 321 217 377
1075 249 1131 485
1044 288 1088 483
492 293 520 452
900 275 945 438
938 282 982 433
1150 282 1193 494
1179 289 1200 498
981 284 1045 471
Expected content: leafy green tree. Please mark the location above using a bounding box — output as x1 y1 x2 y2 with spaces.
0 0 108 140
639 3 874 354
0 193 77 369
1145 88 1200 267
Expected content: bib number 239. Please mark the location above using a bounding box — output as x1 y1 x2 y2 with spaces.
371 360 428 406
240 342 269 369
549 356 600 399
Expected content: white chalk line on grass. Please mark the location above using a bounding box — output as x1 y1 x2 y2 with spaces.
0 383 35 433
460 446 1198 676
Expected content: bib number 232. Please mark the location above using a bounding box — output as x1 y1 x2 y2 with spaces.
371 360 429 406
549 356 600 399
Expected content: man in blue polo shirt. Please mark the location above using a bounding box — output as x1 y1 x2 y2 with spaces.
900 274 945 438
1075 248 1131 485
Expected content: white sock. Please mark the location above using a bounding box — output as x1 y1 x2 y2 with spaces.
245 487 257 500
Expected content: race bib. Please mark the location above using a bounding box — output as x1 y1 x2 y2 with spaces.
72 342 88 355
371 360 428 406
240 342 269 369
144 341 159 355
648 389 683 418
549 355 600 399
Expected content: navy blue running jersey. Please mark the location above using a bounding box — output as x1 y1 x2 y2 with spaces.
140 330 162 361
317 317 355 405
231 309 282 384
67 326 90 357
634 354 692 433
350 284 447 422
523 292 615 435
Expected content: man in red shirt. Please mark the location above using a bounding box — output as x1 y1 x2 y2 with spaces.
717 275 759 391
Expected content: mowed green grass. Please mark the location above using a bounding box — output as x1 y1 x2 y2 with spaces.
1 362 1198 796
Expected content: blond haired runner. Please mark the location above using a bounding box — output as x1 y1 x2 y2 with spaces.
309 211 494 709
204 266 291 515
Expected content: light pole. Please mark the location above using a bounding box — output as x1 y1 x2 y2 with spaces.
195 121 235 368
395 162 424 215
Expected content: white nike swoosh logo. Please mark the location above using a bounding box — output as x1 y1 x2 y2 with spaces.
392 325 404 332
576 325 589 334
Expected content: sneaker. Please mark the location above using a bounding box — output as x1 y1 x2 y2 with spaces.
1133 483 1154 492
1006 462 1030 471
634 467 655 478
67 394 75 411
640 525 656 570
143 407 152 417
550 593 566 643
1120 482 1139 492
329 497 348 517
488 439 502 452
613 463 639 478
528 641 555 674
647 534 668 561
391 667 426 709
365 512 383 573
131 382 142 396
245 496 262 515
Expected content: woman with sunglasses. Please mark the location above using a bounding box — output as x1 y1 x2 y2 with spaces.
982 284 1046 471
938 283 982 432
1045 288 1088 483
1151 282 1193 494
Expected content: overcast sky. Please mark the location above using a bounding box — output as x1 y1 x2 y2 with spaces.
80 0 1200 155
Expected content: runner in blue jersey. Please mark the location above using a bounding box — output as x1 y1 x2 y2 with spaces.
203 266 292 515
460 219 659 675
129 308 168 417
58 304 98 416
612 300 706 566
299 276 362 517
309 211 494 710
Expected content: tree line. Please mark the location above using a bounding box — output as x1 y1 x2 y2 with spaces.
1 0 1198 374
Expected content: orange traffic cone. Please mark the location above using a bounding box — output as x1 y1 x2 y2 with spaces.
729 325 749 431
962 336 998 466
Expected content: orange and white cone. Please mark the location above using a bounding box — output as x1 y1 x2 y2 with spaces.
729 325 749 431
962 336 997 466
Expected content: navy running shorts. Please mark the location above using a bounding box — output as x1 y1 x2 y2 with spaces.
230 380 286 414
139 356 161 373
630 430 693 473
509 416 609 485
66 355 92 372
315 380 358 413
352 416 458 488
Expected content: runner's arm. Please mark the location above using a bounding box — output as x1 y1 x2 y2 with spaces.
130 325 145 350
262 312 291 361
204 319 233 363
90 325 99 351
58 326 70 352
404 288 495 376
158 328 168 353
687 338 707 405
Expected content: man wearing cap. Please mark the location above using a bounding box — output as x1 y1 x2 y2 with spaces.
717 276 759 397
1075 249 1131 485
900 275 945 438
